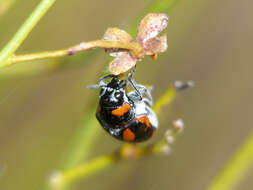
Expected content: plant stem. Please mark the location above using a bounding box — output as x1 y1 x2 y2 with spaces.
62 155 116 183
7 40 142 66
153 85 175 116
205 131 253 190
0 0 56 67
50 155 116 188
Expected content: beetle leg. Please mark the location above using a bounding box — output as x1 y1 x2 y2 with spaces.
127 90 141 102
127 65 143 100
128 78 143 100
128 64 136 81
133 83 153 106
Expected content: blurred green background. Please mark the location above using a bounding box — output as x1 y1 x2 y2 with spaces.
0 0 252 190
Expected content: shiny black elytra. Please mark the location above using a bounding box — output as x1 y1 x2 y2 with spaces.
88 75 158 143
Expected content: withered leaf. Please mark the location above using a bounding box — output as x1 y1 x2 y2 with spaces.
109 52 136 75
143 34 167 55
103 27 134 57
103 27 133 43
137 13 169 44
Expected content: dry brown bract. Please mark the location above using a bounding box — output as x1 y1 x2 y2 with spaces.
104 13 169 75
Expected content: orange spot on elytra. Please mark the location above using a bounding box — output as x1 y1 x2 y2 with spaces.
136 115 151 131
97 105 101 112
123 128 135 141
111 104 130 116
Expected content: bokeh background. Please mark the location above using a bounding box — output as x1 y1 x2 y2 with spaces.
0 0 252 190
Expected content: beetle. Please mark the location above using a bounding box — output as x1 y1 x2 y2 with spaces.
88 70 158 142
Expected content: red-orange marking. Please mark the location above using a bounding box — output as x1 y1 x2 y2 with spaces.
111 104 130 116
97 105 101 112
136 115 151 131
123 128 135 141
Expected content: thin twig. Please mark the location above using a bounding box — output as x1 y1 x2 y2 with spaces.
7 40 143 66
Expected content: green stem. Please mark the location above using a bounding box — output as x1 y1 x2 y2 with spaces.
49 154 117 189
7 40 142 66
63 155 115 181
153 85 175 116
205 131 253 190
0 0 56 67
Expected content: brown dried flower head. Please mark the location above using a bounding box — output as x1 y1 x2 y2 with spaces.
102 13 169 75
